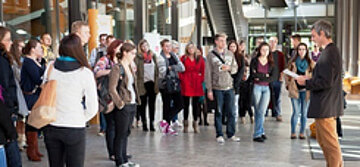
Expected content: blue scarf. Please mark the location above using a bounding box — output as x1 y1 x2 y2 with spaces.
295 56 308 73
57 56 77 62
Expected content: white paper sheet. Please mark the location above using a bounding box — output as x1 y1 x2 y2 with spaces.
283 69 300 78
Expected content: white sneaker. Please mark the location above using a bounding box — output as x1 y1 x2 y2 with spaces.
120 162 140 167
229 136 241 142
216 136 225 143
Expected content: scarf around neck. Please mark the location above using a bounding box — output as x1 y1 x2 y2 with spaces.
295 56 308 73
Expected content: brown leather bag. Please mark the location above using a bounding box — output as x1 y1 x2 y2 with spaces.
28 64 57 129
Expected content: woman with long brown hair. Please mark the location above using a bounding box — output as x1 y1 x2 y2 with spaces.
109 43 140 167
249 42 277 142
0 26 22 167
42 34 98 167
135 39 159 132
10 39 29 151
179 42 205 133
285 43 315 139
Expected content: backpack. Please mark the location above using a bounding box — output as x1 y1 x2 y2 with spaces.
97 64 125 113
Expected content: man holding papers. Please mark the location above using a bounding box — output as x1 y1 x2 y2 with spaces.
296 20 343 167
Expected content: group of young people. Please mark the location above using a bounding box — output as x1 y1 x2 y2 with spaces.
0 19 344 167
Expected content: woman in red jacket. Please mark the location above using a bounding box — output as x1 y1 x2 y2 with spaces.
179 43 205 133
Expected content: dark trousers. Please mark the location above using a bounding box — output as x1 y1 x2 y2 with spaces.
5 140 22 167
336 117 343 137
160 89 184 124
104 111 116 157
138 81 157 128
183 96 200 121
266 81 282 117
113 104 136 166
239 81 254 117
44 126 86 167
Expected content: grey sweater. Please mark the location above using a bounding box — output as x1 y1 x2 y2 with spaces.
205 48 238 91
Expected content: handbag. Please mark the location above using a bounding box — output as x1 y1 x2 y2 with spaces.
27 64 57 129
164 69 181 94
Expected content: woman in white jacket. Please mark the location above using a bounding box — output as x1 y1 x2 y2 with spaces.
43 34 98 167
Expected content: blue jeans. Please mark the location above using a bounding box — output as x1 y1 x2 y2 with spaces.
100 112 107 132
290 91 309 134
0 146 6 167
253 85 270 138
272 81 282 117
213 89 236 138
5 140 22 167
234 94 240 123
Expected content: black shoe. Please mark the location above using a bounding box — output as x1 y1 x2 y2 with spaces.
150 126 155 132
204 122 209 126
198 120 203 126
127 154 132 159
143 126 149 132
253 137 264 142
261 135 267 140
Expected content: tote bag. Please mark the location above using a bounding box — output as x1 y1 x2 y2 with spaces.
27 64 57 129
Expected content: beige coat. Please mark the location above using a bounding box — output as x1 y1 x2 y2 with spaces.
285 60 315 101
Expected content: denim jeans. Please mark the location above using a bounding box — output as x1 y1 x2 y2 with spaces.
290 91 309 134
272 81 282 117
253 84 270 138
0 146 7 167
99 112 107 132
213 89 236 138
234 94 240 123
5 140 22 167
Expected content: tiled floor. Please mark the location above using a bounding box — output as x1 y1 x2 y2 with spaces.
22 88 360 167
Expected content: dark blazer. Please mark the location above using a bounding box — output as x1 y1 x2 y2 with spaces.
0 101 17 145
306 43 343 118
232 56 245 94
0 49 18 112
20 57 45 110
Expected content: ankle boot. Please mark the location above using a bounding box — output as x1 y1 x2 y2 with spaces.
193 121 199 133
142 121 149 132
150 122 155 132
183 120 189 133
26 132 41 161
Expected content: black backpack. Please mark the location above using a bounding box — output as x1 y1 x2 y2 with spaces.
97 64 125 112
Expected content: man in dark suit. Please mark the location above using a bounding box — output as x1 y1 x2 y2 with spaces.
296 20 343 167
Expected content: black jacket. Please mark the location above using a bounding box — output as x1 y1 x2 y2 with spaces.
0 49 18 112
306 43 343 118
249 57 277 84
0 101 17 145
232 57 245 94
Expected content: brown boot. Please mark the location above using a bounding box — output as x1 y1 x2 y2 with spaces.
34 135 44 157
183 120 189 133
193 121 199 133
250 117 255 124
26 132 41 161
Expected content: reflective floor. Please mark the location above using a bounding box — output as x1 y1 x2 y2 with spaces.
22 88 360 167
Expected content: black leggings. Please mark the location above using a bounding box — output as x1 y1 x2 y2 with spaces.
183 96 200 121
138 81 157 126
113 104 136 166
160 89 183 124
